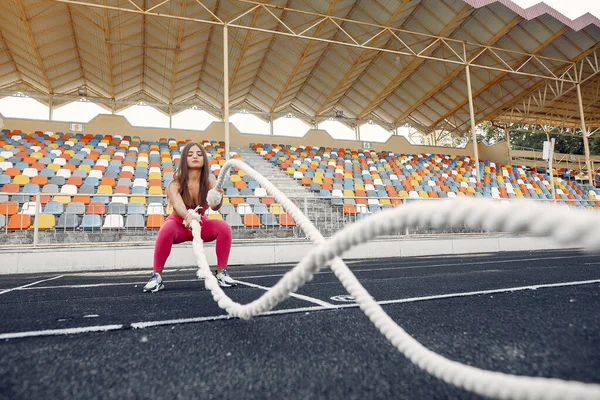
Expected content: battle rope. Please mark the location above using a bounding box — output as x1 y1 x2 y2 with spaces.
187 158 600 400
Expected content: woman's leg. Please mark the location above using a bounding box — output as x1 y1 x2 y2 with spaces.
199 217 232 270
153 215 193 273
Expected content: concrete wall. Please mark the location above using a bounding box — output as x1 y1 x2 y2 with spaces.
0 235 579 275
3 114 510 165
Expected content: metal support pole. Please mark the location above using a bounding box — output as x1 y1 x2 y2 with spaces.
49 94 54 121
465 64 481 182
33 193 40 247
548 138 556 203
223 24 230 160
504 126 512 165
576 83 593 186
169 103 172 129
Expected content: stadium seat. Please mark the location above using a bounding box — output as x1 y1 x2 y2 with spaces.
6 214 31 230
125 214 145 229
80 214 102 229
36 214 56 230
0 201 19 217
225 212 244 228
279 213 296 227
244 214 261 227
102 214 125 229
21 201 42 215
146 214 165 229
260 213 279 227
43 201 64 215
87 202 106 215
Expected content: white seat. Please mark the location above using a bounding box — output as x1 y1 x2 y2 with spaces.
254 188 267 197
133 178 148 188
56 168 72 178
21 202 42 215
237 203 252 215
88 170 103 179
60 184 78 195
22 168 38 177
102 214 124 229
147 203 165 215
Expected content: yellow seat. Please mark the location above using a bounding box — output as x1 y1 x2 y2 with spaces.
270 203 284 215
208 213 223 220
53 195 72 204
286 167 295 175
97 185 113 195
35 214 56 230
343 190 355 197
130 196 146 205
78 165 91 173
398 190 409 198
148 172 162 181
354 184 364 191
148 186 163 195
13 175 30 186
47 163 61 172
230 175 241 183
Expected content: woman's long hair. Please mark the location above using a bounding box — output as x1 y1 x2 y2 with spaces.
173 142 210 209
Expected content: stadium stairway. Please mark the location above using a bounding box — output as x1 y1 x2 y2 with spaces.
236 147 344 236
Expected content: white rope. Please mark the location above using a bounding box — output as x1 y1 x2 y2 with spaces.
189 158 600 400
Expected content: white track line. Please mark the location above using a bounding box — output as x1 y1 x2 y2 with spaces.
234 279 337 308
0 275 64 296
1 279 598 340
0 324 123 340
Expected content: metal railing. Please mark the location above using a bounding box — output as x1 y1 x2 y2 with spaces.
0 192 598 248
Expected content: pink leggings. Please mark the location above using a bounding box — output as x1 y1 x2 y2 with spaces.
153 213 232 271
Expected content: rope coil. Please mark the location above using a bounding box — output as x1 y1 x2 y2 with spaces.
189 159 600 400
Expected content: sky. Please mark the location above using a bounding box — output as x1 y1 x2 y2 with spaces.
511 0 600 19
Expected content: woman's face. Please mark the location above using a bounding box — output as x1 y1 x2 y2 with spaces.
186 145 204 169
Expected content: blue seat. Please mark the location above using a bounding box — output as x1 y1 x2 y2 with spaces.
44 201 64 215
127 203 146 215
80 214 102 229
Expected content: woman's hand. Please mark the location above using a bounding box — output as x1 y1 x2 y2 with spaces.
183 211 200 228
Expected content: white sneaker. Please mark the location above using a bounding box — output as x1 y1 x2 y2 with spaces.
215 269 236 287
143 272 164 292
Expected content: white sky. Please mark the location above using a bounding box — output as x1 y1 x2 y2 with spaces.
512 0 600 19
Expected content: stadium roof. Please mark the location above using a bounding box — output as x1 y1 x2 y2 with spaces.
0 0 598 133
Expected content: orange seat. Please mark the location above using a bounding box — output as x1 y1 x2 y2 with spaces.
2 183 20 193
67 176 83 186
146 214 165 229
87 202 106 215
234 181 247 189
261 197 274 206
229 197 244 205
5 168 20 177
301 177 312 186
73 195 91 205
243 214 261 227
0 201 19 216
6 214 31 230
31 175 48 186
343 204 357 215
100 177 116 187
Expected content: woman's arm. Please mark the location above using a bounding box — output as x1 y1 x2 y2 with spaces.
166 181 196 225
208 176 224 211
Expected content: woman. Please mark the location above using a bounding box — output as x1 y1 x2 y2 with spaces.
144 141 235 292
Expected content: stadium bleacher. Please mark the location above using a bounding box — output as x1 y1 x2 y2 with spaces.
1 129 600 240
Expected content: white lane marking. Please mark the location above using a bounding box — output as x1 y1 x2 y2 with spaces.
0 275 64 296
2 279 598 340
233 279 337 308
0 324 123 340
334 278 600 308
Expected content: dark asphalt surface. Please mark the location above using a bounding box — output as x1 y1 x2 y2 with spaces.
0 249 599 400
